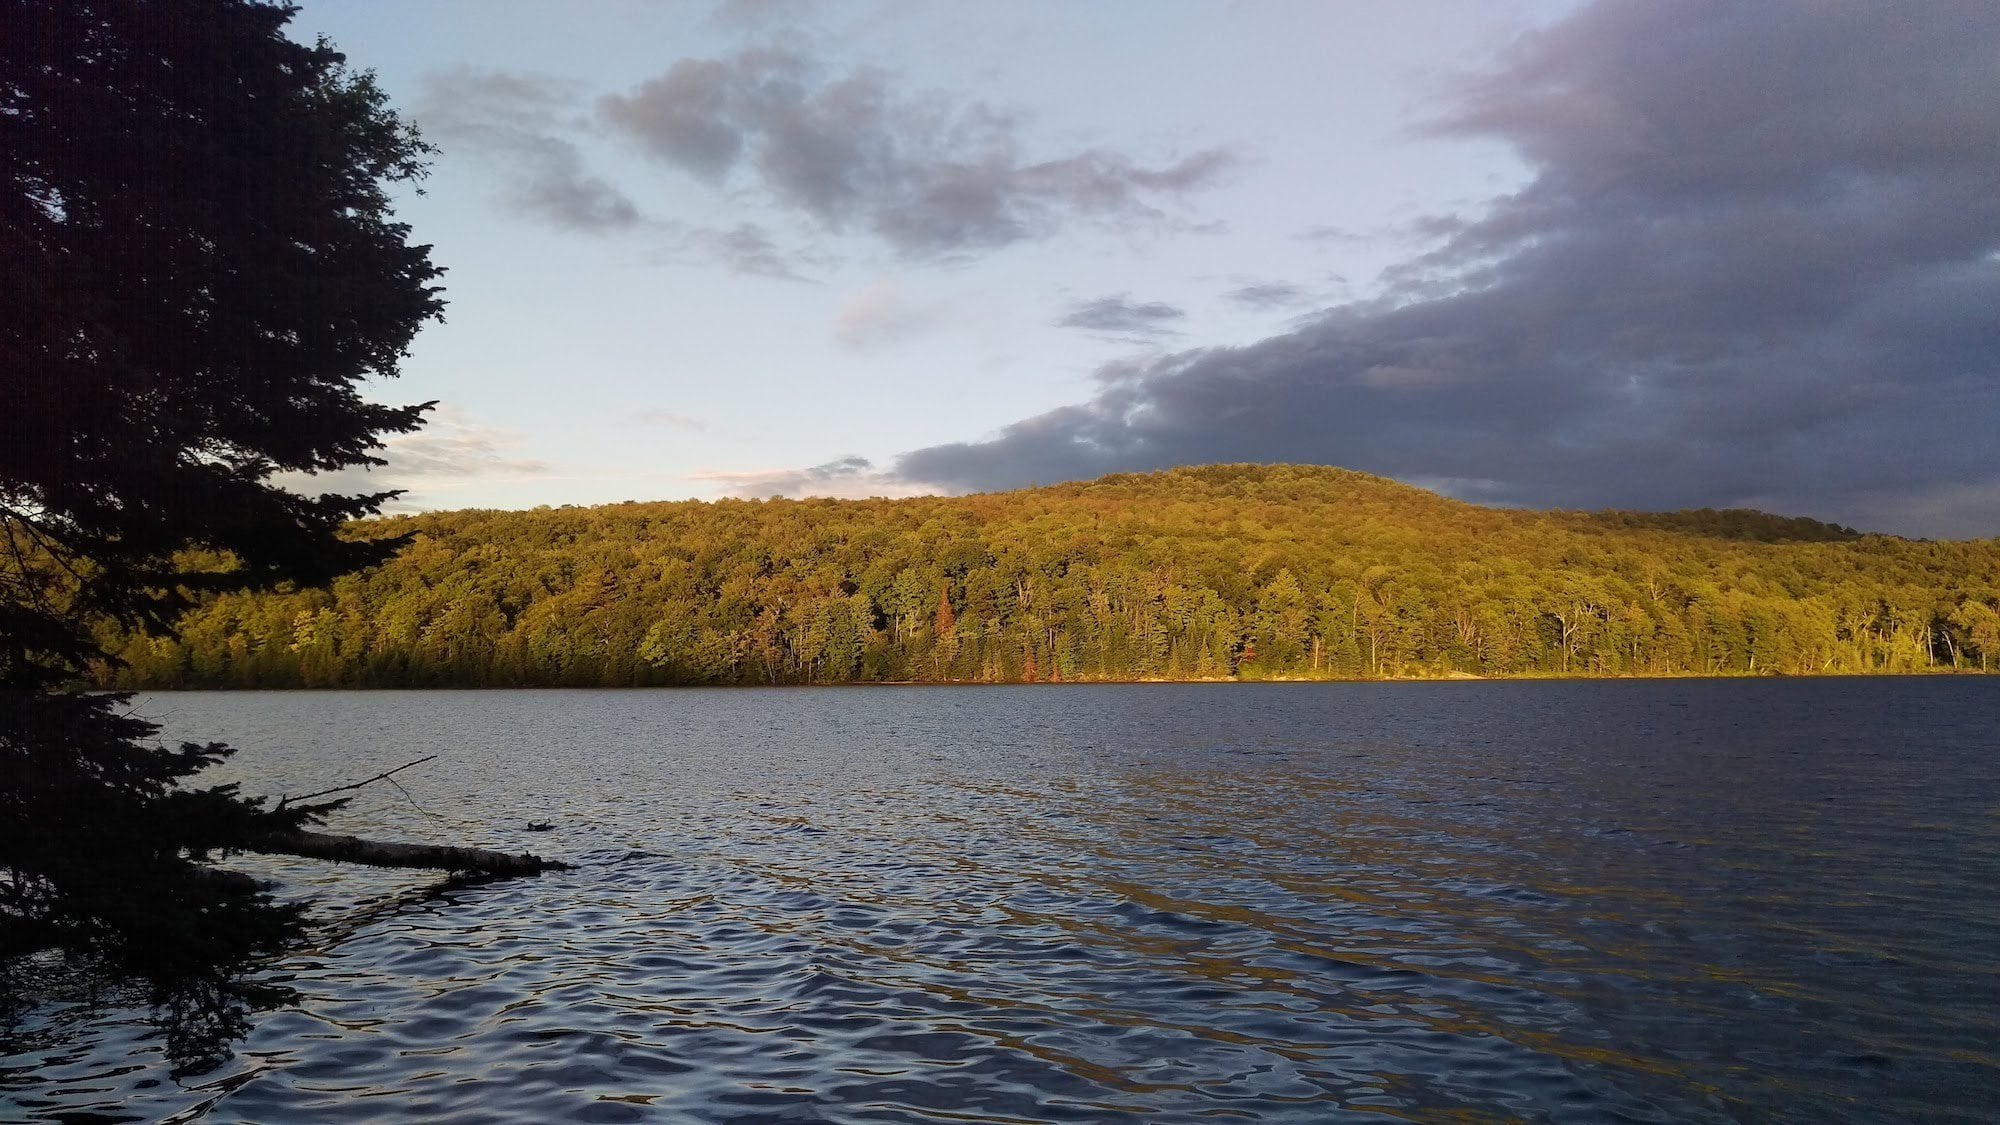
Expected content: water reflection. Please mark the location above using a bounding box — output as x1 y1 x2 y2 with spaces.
1 928 296 1092
3 681 1998 1121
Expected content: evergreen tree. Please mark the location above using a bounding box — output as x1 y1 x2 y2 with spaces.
1 0 442 1063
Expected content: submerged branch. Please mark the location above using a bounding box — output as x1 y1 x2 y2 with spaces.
249 829 570 875
255 756 563 877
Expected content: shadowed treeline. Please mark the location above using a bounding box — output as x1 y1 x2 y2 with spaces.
99 465 2000 688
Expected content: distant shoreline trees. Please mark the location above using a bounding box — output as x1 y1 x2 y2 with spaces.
95 465 2000 691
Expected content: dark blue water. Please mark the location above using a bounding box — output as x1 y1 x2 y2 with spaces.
4 680 1998 1122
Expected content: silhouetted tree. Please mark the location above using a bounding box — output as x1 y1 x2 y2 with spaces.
1 0 442 1063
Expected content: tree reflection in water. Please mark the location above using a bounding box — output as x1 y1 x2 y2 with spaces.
3 921 297 1080
1 867 511 1081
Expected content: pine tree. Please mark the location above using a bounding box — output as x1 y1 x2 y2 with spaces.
2 0 443 1065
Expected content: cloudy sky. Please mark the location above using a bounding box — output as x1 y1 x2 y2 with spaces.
287 0 2000 537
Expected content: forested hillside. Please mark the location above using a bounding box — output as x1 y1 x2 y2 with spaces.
102 465 2000 687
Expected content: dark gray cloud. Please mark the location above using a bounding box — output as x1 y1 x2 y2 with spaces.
1057 295 1186 337
597 48 1235 257
896 0 2000 537
418 69 642 232
423 72 830 275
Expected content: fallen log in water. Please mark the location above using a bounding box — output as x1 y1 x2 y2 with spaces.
251 829 571 875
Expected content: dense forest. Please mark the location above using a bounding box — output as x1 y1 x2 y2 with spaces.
99 465 2000 688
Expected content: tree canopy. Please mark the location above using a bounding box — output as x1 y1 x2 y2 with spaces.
104 464 2000 692
1 0 442 1065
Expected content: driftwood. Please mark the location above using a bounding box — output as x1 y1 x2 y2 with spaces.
250 829 571 874
247 756 570 876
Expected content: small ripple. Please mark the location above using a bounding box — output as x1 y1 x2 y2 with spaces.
8 683 2000 1122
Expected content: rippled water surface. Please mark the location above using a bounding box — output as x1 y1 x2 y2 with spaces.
6 681 2000 1122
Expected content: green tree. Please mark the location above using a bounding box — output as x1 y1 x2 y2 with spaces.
2 0 442 1065
1952 597 2000 670
70 462 2000 691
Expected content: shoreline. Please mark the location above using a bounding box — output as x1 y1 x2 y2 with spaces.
114 669 1993 691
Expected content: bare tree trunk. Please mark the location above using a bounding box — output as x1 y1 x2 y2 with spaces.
251 830 569 875
251 757 567 876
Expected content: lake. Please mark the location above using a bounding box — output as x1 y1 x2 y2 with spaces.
4 680 1998 1122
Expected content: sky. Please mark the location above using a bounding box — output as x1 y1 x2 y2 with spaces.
284 0 2000 538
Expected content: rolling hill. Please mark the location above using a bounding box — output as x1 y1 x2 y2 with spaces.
103 464 2000 687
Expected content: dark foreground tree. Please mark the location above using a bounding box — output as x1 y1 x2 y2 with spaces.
1 0 445 1067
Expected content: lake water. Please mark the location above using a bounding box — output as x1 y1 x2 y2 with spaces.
4 681 1998 1122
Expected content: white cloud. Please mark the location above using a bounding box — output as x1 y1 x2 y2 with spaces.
279 406 550 511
